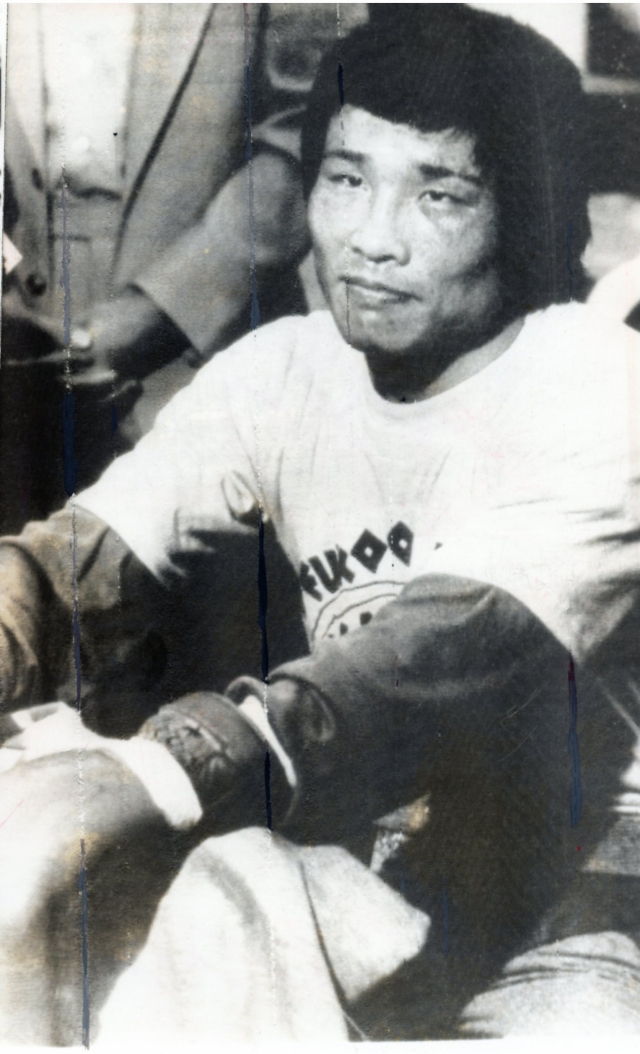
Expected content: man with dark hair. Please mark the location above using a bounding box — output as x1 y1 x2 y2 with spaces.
304 4 590 312
0 5 640 1042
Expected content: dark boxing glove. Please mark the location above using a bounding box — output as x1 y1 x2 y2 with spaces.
139 691 292 835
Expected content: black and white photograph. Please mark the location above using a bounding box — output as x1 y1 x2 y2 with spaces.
1 2 640 1045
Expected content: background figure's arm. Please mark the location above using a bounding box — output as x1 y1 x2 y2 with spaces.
73 147 307 384
134 151 308 359
133 2 369 359
0 507 169 729
131 1 320 361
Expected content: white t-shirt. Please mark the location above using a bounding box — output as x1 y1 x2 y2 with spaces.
79 304 640 663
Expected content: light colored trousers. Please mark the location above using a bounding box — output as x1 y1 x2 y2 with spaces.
1 706 640 1044
0 706 427 1045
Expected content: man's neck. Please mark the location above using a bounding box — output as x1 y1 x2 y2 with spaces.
366 315 525 403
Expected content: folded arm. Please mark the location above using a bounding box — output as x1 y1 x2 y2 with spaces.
141 575 580 846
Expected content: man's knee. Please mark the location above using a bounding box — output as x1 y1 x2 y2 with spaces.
0 749 164 931
459 932 640 1037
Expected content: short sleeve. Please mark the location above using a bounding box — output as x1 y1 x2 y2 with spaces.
77 320 299 581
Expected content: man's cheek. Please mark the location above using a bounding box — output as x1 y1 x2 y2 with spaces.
308 242 331 292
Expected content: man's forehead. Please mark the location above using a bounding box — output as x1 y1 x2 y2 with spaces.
323 105 482 180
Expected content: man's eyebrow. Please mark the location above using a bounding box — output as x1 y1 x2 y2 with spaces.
418 164 482 186
322 149 365 164
321 152 484 184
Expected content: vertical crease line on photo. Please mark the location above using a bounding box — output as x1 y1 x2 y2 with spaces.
443 883 450 957
243 3 260 333
258 508 269 684
79 838 90 1047
336 40 351 345
61 168 90 1044
569 654 582 829
242 6 265 507
564 151 574 301
243 1 270 762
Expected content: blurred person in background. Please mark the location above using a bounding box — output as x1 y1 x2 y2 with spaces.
0 3 367 532
584 4 640 327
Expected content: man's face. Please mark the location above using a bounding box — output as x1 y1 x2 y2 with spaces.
308 106 501 359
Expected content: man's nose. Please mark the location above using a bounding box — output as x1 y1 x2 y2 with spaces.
348 190 410 265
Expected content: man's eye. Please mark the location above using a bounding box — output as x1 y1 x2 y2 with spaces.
420 189 458 205
327 172 363 188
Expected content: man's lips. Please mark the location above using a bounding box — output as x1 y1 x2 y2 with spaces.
341 276 417 305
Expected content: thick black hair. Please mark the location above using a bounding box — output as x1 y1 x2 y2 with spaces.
301 5 590 314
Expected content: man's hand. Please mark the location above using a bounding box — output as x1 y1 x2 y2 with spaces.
2 287 187 384
70 287 188 385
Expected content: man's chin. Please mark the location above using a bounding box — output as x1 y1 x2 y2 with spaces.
337 313 424 358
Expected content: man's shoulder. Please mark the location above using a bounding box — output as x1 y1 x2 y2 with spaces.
214 310 347 386
251 310 339 349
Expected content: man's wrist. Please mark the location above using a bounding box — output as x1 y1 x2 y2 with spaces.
139 691 293 834
71 287 188 382
98 736 204 830
109 288 183 378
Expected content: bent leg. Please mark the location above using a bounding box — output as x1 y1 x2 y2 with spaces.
96 830 430 1044
96 828 350 1043
0 749 184 1045
459 931 640 1037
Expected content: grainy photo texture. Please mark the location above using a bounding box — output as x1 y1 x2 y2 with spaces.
1 2 640 1045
